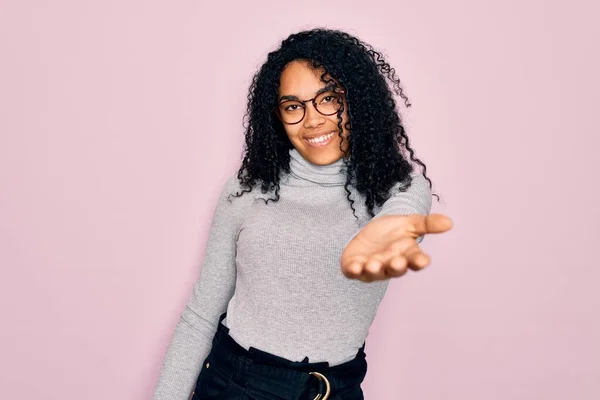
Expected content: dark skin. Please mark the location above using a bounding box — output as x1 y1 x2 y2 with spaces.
278 60 350 166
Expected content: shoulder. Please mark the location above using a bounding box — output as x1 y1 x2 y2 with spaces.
222 173 243 196
386 171 432 198
374 171 432 216
390 171 431 196
404 171 432 196
205 174 253 230
218 173 256 208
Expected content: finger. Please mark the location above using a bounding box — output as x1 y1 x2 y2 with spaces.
404 213 453 237
363 258 386 281
343 257 367 279
381 237 414 277
403 243 431 271
384 255 408 278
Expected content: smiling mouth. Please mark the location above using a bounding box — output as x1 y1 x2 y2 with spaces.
305 131 335 147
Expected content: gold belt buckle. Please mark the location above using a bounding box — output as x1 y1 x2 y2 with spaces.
309 371 331 400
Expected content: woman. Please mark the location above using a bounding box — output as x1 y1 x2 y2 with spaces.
153 28 453 400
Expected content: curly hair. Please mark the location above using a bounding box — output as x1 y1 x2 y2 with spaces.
232 28 438 217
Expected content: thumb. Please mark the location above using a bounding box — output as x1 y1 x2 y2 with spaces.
404 213 453 237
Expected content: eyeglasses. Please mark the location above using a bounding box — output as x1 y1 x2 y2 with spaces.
274 88 346 125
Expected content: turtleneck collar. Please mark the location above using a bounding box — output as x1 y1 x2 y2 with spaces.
287 148 347 186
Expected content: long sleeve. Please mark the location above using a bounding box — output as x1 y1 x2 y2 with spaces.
374 172 432 242
345 172 433 247
374 172 432 218
152 175 243 400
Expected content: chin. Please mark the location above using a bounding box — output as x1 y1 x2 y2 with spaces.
300 149 344 166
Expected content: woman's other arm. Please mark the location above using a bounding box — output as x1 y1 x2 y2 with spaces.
152 175 243 400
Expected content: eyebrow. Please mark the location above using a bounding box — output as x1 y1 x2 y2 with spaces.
278 84 336 103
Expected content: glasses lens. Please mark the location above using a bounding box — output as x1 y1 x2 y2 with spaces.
278 100 304 124
315 91 343 116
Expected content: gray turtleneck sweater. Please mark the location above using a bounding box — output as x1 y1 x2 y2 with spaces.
152 149 432 399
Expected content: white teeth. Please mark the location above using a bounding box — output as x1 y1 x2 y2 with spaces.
307 132 334 144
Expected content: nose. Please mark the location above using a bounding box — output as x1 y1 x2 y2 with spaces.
303 102 326 129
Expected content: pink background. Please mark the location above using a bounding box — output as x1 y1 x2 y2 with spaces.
1 1 598 399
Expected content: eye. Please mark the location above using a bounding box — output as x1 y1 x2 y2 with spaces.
319 93 339 104
279 100 303 113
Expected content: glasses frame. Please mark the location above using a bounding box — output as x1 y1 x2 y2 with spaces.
274 88 346 125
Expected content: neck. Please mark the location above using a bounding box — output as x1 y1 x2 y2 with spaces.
287 148 347 186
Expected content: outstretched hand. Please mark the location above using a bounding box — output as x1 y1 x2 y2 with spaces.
341 213 453 282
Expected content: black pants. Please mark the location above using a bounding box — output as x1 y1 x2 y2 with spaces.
192 313 367 399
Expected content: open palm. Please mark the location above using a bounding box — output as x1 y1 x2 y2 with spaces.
341 213 453 282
